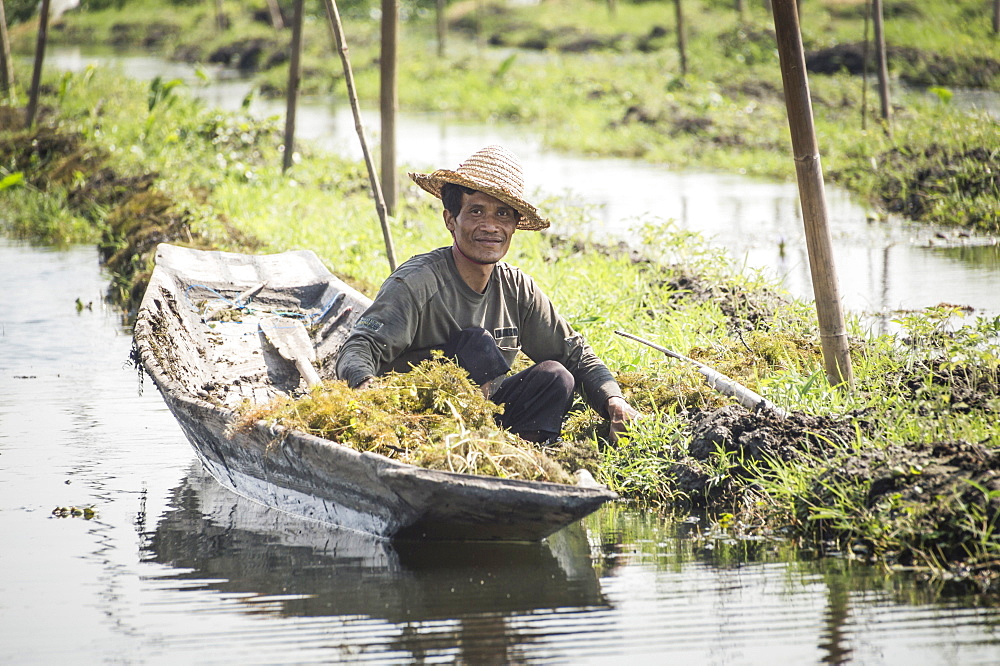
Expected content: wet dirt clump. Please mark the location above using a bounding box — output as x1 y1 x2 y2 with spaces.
805 439 1000 590
870 144 1000 232
666 405 862 507
208 37 283 71
108 21 181 49
0 123 100 188
656 271 788 333
894 358 1000 415
806 42 1000 88
0 120 260 313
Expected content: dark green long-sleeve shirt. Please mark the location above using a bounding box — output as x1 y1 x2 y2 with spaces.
335 247 623 418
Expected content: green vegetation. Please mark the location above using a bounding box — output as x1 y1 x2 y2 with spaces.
8 0 998 231
233 354 579 483
2 0 999 588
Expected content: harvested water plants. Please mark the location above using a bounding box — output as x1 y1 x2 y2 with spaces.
2 0 999 591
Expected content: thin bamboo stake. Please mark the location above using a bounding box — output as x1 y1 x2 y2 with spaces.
771 0 854 390
872 0 891 129
0 0 14 102
25 0 51 127
265 0 284 30
321 0 397 272
282 0 303 173
380 0 398 216
436 0 446 58
214 0 225 31
994 0 999 35
861 0 870 130
673 0 687 76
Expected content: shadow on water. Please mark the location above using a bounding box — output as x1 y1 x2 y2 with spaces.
144 464 608 660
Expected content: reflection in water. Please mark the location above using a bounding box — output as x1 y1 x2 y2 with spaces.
933 242 1000 271
145 464 607 661
5 241 1000 663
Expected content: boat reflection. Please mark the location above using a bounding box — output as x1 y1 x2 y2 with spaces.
145 464 609 626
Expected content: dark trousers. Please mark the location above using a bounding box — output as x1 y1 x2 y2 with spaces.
444 328 574 442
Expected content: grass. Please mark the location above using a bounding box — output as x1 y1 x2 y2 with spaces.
7 0 998 230
2 18 999 584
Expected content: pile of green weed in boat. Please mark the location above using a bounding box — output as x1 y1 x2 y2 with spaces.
231 356 580 485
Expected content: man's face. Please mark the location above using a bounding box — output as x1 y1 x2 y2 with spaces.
444 191 520 265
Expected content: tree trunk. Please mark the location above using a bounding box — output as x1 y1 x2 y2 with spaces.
265 0 284 30
771 0 854 390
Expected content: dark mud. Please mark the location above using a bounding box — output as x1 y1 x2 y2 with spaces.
664 403 999 590
864 144 1000 232
896 358 1000 415
655 270 786 333
809 439 1000 589
0 114 256 313
806 42 1000 89
667 405 861 508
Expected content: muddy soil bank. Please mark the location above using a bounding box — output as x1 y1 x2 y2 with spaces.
0 108 245 312
671 404 1000 591
4 106 998 592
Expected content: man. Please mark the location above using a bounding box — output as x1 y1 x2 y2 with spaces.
336 144 637 443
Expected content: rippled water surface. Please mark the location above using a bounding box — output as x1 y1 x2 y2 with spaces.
2 239 1000 663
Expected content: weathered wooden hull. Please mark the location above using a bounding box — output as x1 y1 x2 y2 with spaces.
134 243 617 541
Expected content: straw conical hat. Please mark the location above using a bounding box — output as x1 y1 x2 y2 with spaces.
408 144 549 231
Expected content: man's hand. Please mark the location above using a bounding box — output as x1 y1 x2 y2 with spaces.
356 376 375 390
607 396 639 445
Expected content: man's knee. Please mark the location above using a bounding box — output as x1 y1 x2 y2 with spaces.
443 327 510 385
534 360 574 398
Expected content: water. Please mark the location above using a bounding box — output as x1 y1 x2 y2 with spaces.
45 47 1000 324
3 238 1000 663
5 49 1000 661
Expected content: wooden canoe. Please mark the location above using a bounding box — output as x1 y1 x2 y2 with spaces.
133 243 617 541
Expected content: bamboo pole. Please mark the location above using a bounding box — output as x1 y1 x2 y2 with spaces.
321 0 397 272
25 0 51 127
872 0 891 128
214 0 226 31
265 0 284 30
735 0 745 22
281 0 303 173
771 0 854 390
380 0 398 215
0 0 14 102
860 0 870 129
673 0 687 76
994 0 999 35
436 0 446 57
